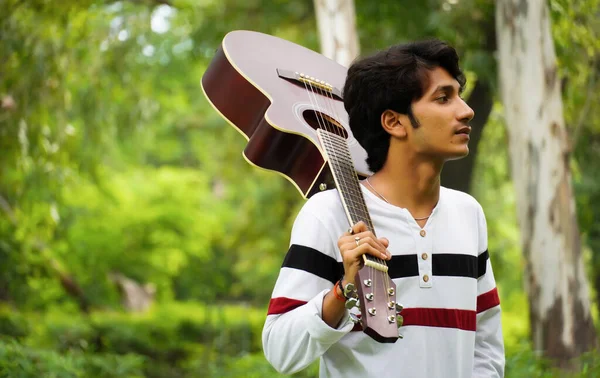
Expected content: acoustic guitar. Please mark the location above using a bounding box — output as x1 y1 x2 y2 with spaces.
201 30 402 343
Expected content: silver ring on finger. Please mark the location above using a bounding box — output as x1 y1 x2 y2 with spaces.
355 236 360 247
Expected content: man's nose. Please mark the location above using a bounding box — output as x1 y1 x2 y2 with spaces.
458 98 474 123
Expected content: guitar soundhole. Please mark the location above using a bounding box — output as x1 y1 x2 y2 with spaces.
303 110 348 139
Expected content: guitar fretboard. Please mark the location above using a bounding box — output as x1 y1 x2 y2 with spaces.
317 129 384 268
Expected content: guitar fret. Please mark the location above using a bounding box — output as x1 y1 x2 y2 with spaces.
318 130 376 234
346 193 367 208
347 203 368 217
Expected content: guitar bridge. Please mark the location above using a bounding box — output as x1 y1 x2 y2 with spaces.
276 69 343 100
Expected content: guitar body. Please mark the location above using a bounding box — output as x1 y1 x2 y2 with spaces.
201 30 371 198
202 30 400 343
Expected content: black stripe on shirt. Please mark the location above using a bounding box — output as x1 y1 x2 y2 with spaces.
387 254 480 279
477 250 489 279
282 244 342 284
387 255 419 278
282 245 489 282
433 254 477 278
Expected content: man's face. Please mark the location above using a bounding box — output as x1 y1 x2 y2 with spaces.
404 66 474 161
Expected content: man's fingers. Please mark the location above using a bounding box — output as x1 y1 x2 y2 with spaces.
350 243 389 260
351 233 389 252
341 238 390 260
339 225 391 260
379 237 390 248
351 221 369 234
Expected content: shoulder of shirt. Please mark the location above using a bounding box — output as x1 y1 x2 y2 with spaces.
441 186 484 212
301 188 343 213
297 188 345 223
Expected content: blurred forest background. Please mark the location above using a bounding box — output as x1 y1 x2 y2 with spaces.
1 0 600 377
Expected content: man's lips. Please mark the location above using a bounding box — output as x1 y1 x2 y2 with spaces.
455 126 471 135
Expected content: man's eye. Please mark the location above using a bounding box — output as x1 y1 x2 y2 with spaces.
436 96 449 103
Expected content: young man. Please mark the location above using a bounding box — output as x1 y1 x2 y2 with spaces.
262 40 505 377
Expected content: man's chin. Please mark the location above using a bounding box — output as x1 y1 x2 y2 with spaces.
445 147 469 161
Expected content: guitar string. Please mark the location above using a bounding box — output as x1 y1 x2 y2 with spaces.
306 75 395 326
304 81 331 134
304 81 342 176
318 82 391 318
302 79 352 297
305 80 356 238
304 80 371 305
308 82 375 310
308 84 363 244
312 83 378 306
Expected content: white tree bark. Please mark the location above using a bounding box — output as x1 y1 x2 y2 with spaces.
496 0 596 364
313 0 359 67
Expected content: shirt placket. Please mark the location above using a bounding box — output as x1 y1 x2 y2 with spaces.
416 227 433 288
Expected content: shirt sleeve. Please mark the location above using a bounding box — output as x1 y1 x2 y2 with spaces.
262 203 354 374
473 203 505 377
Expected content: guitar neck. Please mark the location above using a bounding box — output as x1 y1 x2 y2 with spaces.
316 129 375 235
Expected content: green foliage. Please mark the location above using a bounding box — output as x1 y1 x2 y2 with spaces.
505 345 600 378
1 0 600 376
2 303 600 378
58 167 221 305
195 353 319 378
0 308 29 340
0 339 144 378
0 0 310 310
0 303 318 377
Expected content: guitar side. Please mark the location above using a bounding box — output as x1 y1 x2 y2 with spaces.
201 44 333 198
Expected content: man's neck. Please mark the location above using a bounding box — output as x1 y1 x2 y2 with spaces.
364 155 442 219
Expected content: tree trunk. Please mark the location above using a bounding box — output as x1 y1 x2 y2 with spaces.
496 0 596 367
313 0 359 67
441 79 493 192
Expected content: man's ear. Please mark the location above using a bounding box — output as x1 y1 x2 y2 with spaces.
381 109 407 138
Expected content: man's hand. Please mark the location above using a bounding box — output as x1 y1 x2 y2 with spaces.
338 221 391 286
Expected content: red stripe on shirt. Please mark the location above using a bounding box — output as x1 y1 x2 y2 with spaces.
268 295 492 330
477 287 500 313
352 308 476 332
402 308 476 331
267 297 307 315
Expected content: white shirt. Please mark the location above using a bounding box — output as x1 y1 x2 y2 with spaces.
262 185 505 378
